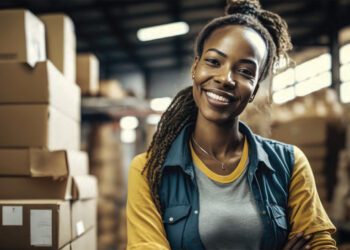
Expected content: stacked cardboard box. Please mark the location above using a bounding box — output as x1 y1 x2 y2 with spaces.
331 150 350 222
271 117 345 211
0 9 97 249
89 123 126 250
76 53 99 96
39 13 76 83
99 79 126 100
270 90 346 213
0 9 46 67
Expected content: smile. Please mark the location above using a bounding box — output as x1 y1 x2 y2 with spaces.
206 91 230 103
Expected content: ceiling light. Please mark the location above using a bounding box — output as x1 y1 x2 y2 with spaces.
272 68 295 91
340 81 350 103
121 129 136 143
150 97 172 112
137 22 189 42
120 116 139 130
272 87 295 104
146 114 162 125
295 71 331 97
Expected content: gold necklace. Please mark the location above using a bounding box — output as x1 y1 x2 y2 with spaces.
191 135 226 170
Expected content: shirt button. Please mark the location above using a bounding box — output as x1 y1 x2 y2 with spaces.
169 217 174 223
194 210 199 215
262 210 266 215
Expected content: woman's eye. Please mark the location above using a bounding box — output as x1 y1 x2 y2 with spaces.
239 68 254 78
205 58 220 67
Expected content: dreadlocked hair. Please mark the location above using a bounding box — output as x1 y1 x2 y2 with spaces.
143 0 293 213
195 0 292 80
142 86 197 212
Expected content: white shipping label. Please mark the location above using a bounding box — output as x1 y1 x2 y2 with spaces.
2 206 23 226
76 220 85 236
30 209 52 247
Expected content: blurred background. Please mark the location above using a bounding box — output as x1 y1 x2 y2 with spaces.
0 0 350 249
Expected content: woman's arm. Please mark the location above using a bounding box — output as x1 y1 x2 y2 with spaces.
126 153 171 250
287 146 337 249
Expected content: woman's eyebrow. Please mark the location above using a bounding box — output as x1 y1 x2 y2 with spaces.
239 58 258 68
205 48 227 58
205 48 258 67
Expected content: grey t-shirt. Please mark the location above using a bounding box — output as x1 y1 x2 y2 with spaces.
194 160 263 250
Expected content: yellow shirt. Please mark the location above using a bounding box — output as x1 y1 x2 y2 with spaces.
126 144 336 249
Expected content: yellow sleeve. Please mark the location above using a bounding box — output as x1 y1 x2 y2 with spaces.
288 146 337 249
126 153 171 250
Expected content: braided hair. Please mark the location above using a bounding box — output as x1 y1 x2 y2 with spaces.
143 0 292 212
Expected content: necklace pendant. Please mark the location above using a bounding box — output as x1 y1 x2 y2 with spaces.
221 163 225 170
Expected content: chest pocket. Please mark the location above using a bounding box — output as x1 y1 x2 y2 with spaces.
163 205 191 250
269 204 289 249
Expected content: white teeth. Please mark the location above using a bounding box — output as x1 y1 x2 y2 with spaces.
206 91 230 103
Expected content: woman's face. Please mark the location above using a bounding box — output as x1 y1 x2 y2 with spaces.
192 25 267 124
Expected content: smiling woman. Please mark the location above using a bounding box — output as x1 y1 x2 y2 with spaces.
126 0 337 250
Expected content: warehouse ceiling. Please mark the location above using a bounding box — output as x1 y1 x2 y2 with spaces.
1 0 350 79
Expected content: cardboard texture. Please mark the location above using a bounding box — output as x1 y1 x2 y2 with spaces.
271 117 328 145
0 9 46 67
71 227 97 250
0 175 98 200
60 244 70 250
39 14 76 83
299 145 327 160
0 104 80 150
99 79 125 99
0 200 71 249
76 54 99 95
0 149 88 177
0 60 80 121
71 199 97 239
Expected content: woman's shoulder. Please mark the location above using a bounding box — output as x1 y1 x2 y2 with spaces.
254 133 295 152
130 152 149 172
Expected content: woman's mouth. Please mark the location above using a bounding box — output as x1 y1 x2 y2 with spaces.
206 91 230 103
204 89 239 108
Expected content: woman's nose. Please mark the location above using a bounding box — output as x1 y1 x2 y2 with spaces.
215 69 236 87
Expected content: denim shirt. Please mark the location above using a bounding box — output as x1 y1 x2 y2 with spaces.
158 122 295 250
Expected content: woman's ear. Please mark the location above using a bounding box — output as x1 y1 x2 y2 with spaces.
191 56 199 79
249 84 260 102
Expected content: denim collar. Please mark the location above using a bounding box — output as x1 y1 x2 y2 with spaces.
162 121 275 175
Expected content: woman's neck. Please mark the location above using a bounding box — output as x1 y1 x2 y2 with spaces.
193 114 244 160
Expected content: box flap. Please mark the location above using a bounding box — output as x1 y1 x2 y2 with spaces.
71 199 97 239
0 61 80 121
0 149 87 177
0 177 72 200
70 227 96 250
72 176 98 200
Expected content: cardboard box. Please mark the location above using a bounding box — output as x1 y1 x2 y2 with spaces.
99 79 125 99
0 104 80 150
71 227 97 250
0 9 46 67
71 199 97 239
308 159 325 175
39 14 76 83
0 60 80 121
76 54 99 95
0 175 98 200
60 244 70 250
0 149 88 178
0 200 70 249
271 117 328 145
299 145 327 160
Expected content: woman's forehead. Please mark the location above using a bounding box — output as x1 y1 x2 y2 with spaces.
203 25 267 63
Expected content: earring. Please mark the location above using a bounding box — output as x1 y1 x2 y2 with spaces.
192 74 195 79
